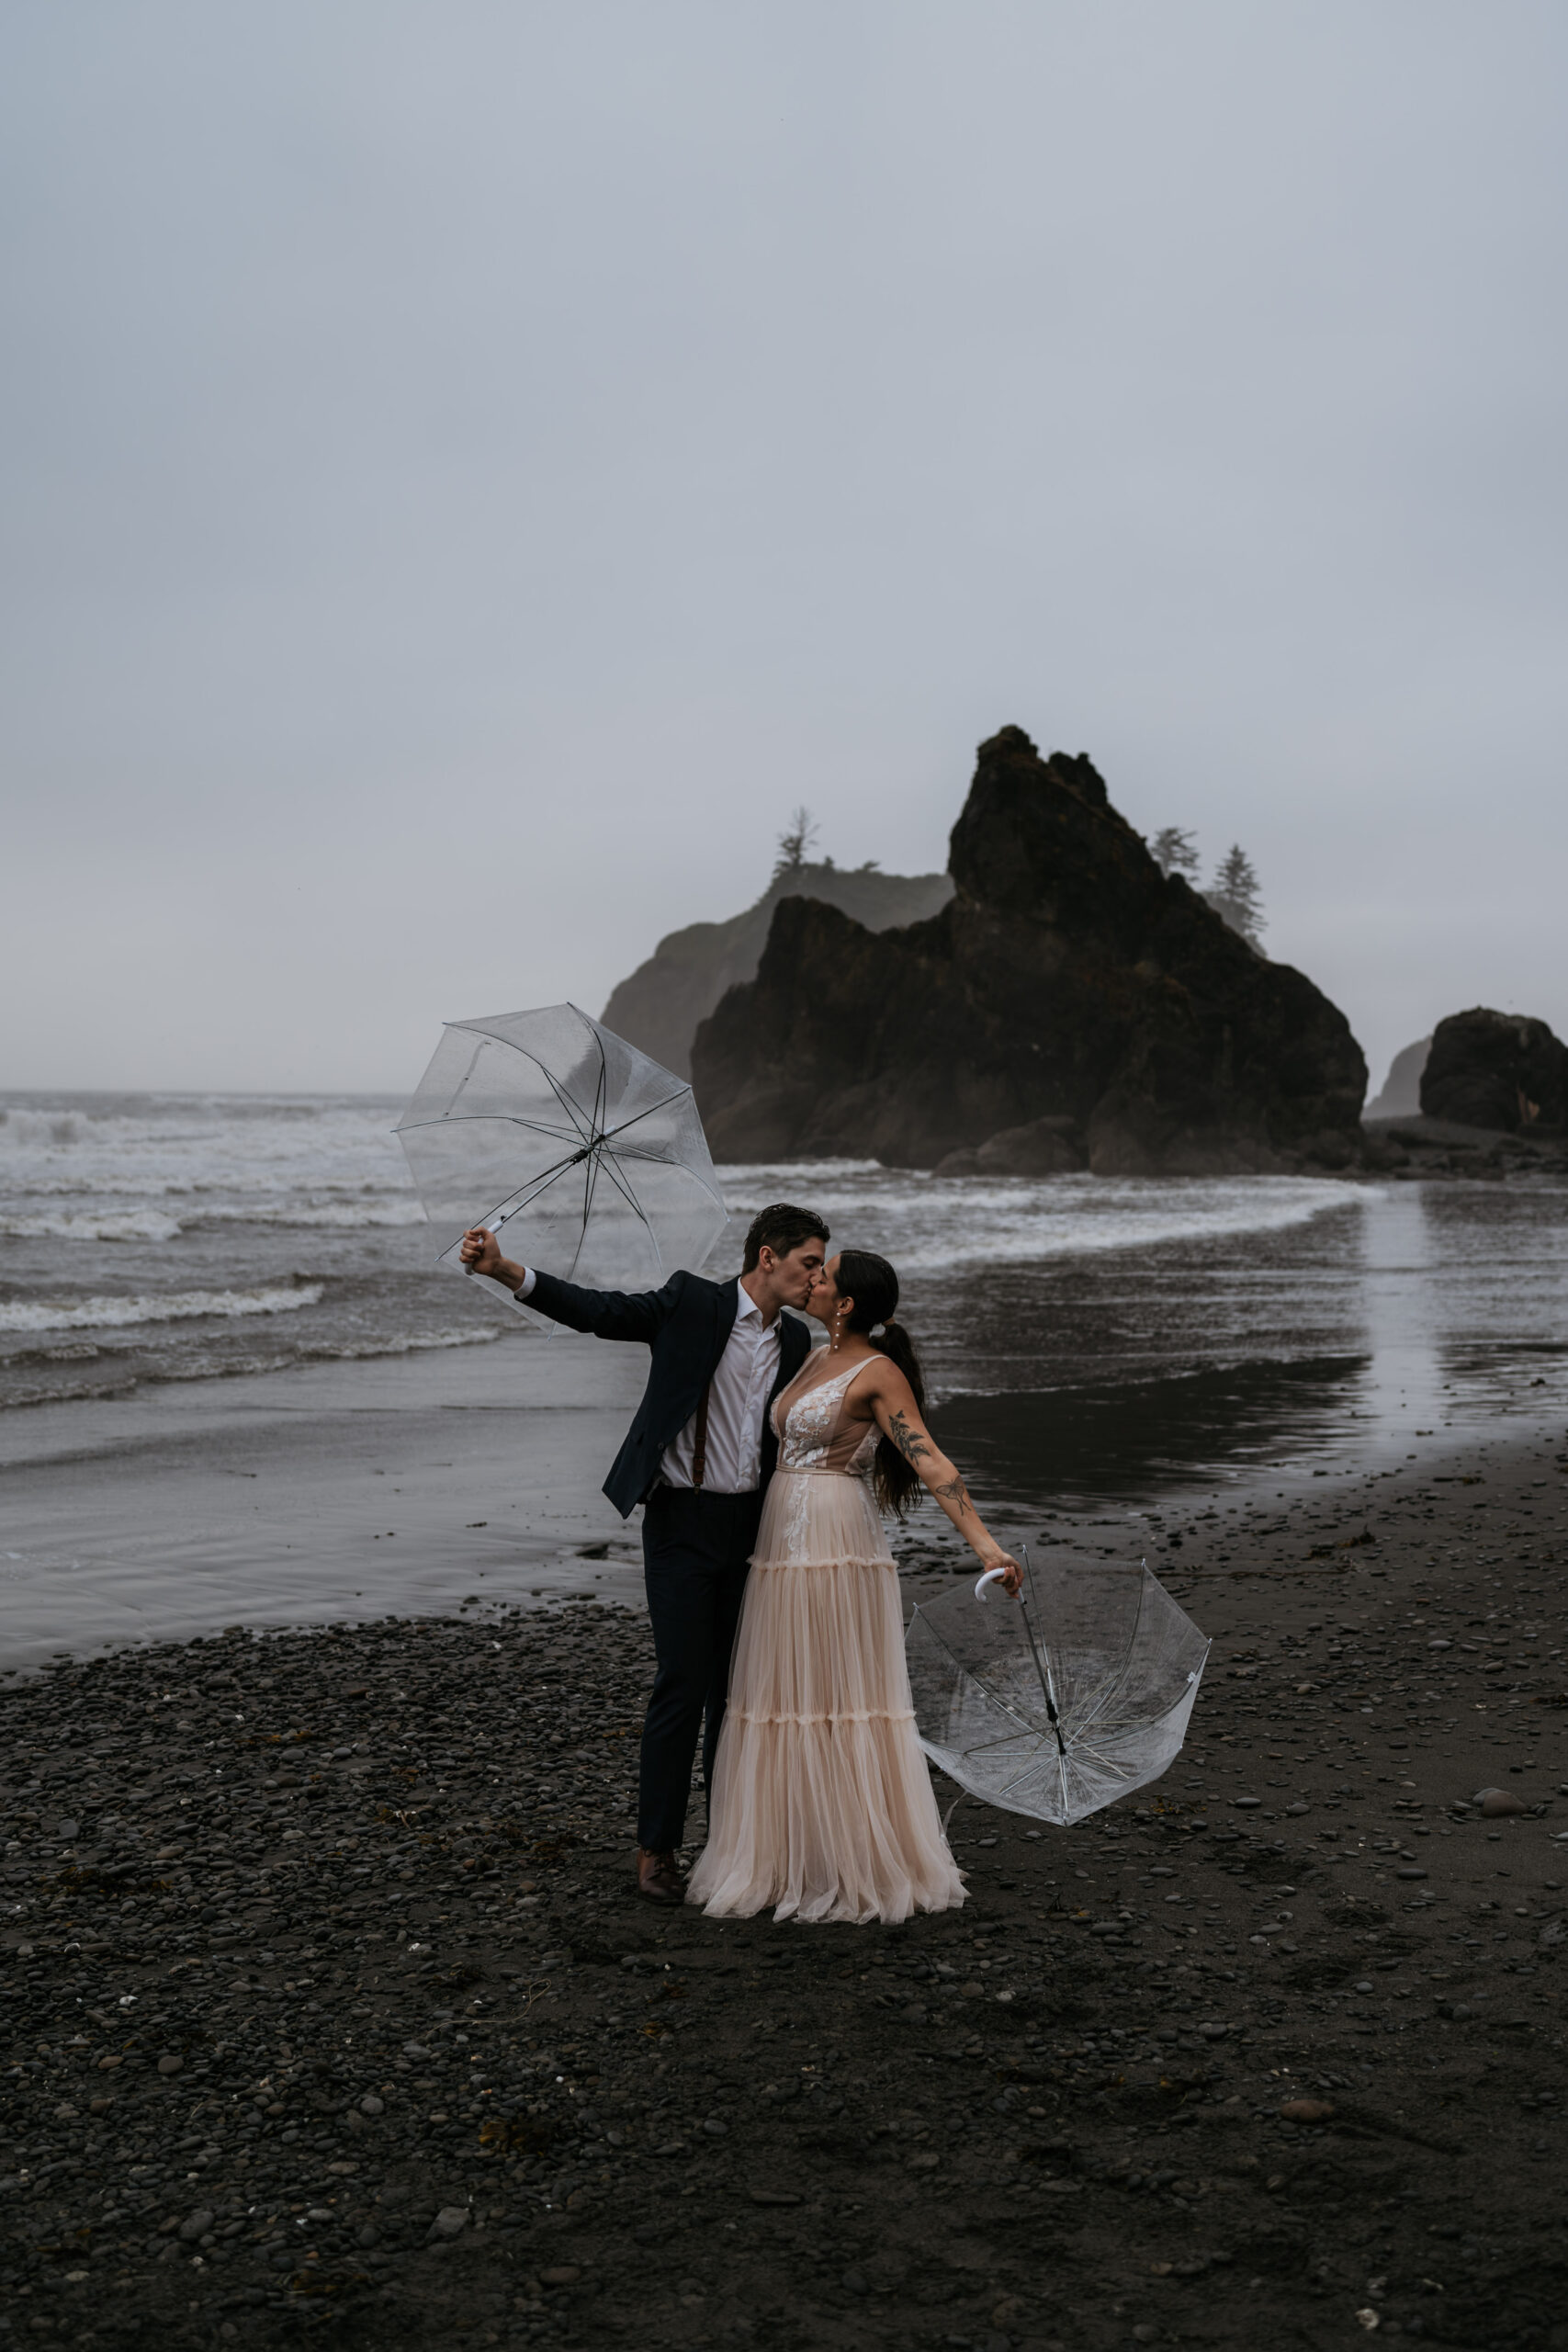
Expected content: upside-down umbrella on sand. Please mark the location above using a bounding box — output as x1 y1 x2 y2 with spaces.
905 1546 1210 1826
394 1003 730 1322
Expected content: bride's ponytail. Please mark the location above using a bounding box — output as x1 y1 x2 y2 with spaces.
834 1250 930 1519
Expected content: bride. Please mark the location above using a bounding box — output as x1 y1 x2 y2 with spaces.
686 1249 1021 1927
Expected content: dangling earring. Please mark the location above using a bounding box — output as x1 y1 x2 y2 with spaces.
831 1306 844 1354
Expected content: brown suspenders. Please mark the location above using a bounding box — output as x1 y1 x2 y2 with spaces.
690 1380 713 1490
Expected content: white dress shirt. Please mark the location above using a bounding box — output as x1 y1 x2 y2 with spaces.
512 1271 782 1494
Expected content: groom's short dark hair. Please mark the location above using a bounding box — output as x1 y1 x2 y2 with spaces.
741 1202 829 1272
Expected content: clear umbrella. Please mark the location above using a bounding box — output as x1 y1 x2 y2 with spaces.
394 1003 730 1321
906 1545 1210 1826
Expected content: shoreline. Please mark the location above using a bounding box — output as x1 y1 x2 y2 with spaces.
4 1426 1566 2347
5 1295 1566 1678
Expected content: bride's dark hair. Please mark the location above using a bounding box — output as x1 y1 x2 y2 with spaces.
834 1249 929 1519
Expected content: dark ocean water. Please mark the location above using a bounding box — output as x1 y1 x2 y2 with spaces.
3 1093 1566 1502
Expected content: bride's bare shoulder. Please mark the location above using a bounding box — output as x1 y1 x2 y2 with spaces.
859 1351 916 1406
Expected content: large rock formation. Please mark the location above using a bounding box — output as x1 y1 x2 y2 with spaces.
601 860 952 1079
1420 1008 1568 1133
692 726 1368 1173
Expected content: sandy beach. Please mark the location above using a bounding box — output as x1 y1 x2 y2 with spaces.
5 1416 1567 2351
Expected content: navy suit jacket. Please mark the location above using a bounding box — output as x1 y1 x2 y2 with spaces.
526 1267 812 1519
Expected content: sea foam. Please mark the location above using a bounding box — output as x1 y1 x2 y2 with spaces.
0 1284 325 1335
0 1208 185 1243
715 1162 1368 1274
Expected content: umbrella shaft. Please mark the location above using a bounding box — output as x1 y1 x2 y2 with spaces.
1021 1598 1068 1758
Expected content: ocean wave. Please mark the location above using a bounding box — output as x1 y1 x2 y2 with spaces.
195 1201 427 1229
717 1157 885 1185
0 1208 185 1243
309 1326 504 1359
0 1283 325 1336
0 1319 506 1410
0 1093 415 1209
715 1164 1368 1272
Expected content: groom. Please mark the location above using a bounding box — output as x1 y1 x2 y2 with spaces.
459 1202 829 1903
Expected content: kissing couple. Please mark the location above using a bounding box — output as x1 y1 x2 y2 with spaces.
460 1202 1020 1926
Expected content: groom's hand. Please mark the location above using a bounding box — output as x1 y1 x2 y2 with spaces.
460 1227 522 1287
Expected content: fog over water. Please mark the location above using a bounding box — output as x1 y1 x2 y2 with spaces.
4 5 1567 1098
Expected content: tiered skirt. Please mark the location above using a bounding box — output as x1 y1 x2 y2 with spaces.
686 1469 965 1925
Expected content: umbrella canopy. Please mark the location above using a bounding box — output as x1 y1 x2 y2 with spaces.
394 1003 730 1316
906 1546 1209 1826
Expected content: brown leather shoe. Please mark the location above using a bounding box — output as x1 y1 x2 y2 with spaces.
636 1848 686 1905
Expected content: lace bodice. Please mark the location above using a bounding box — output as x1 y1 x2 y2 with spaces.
772 1357 881 1480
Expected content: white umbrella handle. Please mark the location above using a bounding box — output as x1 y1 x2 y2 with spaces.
974 1566 1011 1600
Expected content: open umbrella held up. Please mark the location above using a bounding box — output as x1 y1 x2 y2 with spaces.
394 1003 730 1323
906 1545 1209 1827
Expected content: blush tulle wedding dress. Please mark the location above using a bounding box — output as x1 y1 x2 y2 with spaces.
685 1356 966 1926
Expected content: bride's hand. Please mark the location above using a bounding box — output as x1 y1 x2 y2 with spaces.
979 1549 1022 1598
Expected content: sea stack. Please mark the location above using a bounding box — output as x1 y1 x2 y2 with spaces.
692 725 1367 1173
1420 1008 1568 1133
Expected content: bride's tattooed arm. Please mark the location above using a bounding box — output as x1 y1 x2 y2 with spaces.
932 1471 974 1519
870 1382 1020 1593
886 1409 931 1467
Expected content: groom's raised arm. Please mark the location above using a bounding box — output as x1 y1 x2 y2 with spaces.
523 1265 683 1344
458 1228 683 1344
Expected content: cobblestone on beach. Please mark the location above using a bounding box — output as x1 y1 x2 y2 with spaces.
5 1430 1568 2350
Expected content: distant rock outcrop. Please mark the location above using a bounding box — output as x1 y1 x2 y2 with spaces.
1420 1009 1568 1133
1366 1035 1432 1121
602 861 953 1080
692 726 1368 1173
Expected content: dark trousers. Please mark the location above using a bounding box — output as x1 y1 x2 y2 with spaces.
637 1484 763 1853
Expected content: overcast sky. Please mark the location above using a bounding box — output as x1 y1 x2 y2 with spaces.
4 1 1565 1101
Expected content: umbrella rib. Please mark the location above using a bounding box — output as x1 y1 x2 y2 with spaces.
994 1750 1062 1800
911 1621 1055 1746
604 1139 728 1210
441 1020 599 1146
593 1148 657 1230
1064 1574 1154 1736
596 1084 694 1145
394 1112 587 1148
956 1730 1052 1760
590 1150 669 1278
469 1150 594 1236
561 1145 601 1283
1049 1663 1128 1737
1065 1745 1137 1781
